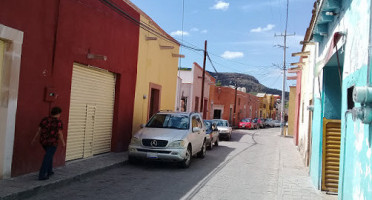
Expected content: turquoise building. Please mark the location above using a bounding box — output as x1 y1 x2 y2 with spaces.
303 0 372 199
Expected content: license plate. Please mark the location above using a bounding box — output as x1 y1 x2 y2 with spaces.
147 152 158 159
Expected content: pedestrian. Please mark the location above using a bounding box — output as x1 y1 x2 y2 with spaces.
31 106 65 180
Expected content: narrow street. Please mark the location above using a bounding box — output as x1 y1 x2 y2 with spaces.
26 128 335 200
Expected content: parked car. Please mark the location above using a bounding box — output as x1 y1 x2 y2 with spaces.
251 118 259 129
265 119 275 127
214 119 232 140
203 120 219 150
274 120 281 127
257 118 265 128
128 111 207 168
238 118 253 129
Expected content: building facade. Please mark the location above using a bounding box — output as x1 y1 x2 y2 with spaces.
296 0 372 199
129 1 180 135
210 85 259 126
178 63 215 119
0 0 140 178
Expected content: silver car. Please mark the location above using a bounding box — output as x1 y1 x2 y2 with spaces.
214 119 232 141
128 112 207 168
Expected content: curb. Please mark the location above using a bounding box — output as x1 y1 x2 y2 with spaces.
1 160 128 200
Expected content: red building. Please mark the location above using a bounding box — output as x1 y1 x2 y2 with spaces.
0 0 140 177
209 85 259 126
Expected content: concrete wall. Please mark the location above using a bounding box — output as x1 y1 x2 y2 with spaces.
298 44 316 166
132 15 180 134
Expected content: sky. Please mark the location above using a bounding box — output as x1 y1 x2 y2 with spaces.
130 0 315 91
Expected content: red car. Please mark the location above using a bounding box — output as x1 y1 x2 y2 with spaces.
239 118 253 129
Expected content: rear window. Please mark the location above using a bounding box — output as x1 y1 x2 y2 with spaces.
241 118 251 122
146 114 189 130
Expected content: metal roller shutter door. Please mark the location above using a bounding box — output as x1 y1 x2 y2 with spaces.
321 118 341 193
66 64 115 161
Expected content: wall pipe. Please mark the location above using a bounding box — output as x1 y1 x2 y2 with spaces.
368 0 372 86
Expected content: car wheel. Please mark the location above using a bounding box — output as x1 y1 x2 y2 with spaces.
179 147 192 168
207 140 213 150
197 140 207 158
215 138 219 146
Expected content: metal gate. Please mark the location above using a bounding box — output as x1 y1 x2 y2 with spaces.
321 118 341 192
66 64 116 161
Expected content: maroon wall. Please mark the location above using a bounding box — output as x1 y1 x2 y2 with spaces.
0 0 140 176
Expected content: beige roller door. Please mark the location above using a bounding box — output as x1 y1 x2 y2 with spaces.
66 63 116 161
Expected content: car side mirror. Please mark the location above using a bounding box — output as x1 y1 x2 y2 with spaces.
192 127 201 132
140 124 145 128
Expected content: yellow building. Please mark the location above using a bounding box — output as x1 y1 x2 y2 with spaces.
257 93 268 118
126 2 181 134
287 86 296 136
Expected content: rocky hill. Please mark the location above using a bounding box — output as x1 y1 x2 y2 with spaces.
208 72 289 98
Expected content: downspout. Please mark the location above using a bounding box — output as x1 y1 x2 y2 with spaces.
368 0 372 86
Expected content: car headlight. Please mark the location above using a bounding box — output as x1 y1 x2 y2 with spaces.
130 137 141 145
168 140 185 148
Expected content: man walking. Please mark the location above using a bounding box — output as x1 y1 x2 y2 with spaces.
32 107 65 180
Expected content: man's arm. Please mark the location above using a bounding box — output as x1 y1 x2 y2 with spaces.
58 130 65 147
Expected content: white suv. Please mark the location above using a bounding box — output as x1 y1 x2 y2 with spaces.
128 112 207 168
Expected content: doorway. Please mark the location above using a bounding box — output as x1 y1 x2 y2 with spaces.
213 109 221 119
148 83 161 119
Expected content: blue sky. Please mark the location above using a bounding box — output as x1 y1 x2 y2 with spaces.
130 0 315 91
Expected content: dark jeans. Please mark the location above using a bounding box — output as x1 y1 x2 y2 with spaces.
39 145 57 179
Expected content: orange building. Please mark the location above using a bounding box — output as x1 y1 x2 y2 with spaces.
209 85 259 126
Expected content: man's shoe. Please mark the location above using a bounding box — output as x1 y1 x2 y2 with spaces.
48 171 54 176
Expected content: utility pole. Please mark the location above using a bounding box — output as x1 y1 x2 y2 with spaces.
275 0 295 136
233 82 238 127
200 40 207 118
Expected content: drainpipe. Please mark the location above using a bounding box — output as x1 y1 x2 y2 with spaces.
368 0 372 86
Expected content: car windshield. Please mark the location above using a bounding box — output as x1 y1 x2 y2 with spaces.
215 120 228 127
204 121 212 130
241 118 251 122
146 114 189 129
252 119 258 123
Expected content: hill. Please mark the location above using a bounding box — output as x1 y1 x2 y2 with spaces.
208 72 289 98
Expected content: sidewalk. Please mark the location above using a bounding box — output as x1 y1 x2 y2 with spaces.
0 152 128 200
277 135 337 200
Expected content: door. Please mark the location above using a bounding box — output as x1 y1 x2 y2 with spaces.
66 64 116 161
203 99 208 119
190 115 203 154
149 88 160 119
213 110 221 119
321 118 341 192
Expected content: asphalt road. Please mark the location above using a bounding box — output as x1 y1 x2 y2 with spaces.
27 128 326 200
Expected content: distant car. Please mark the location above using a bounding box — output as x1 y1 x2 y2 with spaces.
239 118 253 129
214 119 232 140
265 119 275 127
251 118 259 129
257 118 265 128
128 111 207 168
274 120 281 127
203 120 219 150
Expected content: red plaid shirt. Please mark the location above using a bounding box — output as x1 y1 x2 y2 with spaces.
39 117 63 146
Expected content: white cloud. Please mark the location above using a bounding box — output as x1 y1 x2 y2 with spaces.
170 30 190 36
201 29 208 34
190 27 199 32
221 51 244 59
211 1 230 11
250 24 275 33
